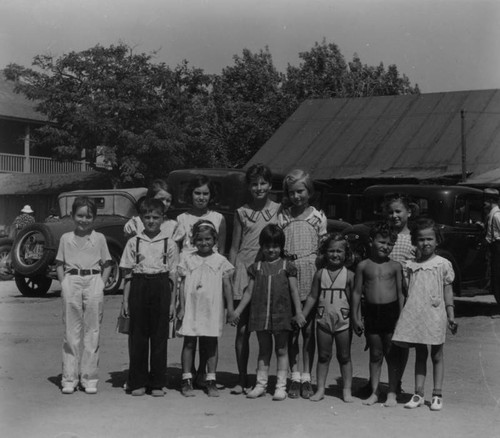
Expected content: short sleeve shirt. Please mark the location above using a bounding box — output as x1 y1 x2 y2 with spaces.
120 230 179 276
55 231 111 272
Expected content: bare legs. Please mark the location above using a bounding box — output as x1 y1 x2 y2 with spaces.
414 344 444 396
233 313 250 394
310 327 352 402
288 318 315 379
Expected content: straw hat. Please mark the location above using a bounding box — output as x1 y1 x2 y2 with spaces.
20 205 34 214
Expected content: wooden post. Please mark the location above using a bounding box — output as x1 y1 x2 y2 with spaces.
461 109 466 182
24 125 30 173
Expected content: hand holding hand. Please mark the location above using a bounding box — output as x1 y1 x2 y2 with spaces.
227 310 240 326
294 313 306 328
353 320 364 337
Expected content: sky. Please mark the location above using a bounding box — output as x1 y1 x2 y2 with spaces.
0 0 499 93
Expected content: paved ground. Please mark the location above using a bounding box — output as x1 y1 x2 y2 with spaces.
1 280 499 438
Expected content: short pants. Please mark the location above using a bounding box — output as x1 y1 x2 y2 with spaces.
364 300 400 335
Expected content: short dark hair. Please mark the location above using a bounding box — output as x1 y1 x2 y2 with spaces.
72 196 97 218
146 179 171 199
186 175 217 206
259 224 285 254
382 192 412 214
139 198 165 216
410 217 442 245
245 163 273 184
369 221 398 243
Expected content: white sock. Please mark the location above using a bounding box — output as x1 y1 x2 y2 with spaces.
291 371 301 382
206 373 216 381
182 373 193 380
301 373 311 383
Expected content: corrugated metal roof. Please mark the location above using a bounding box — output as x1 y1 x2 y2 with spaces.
0 76 47 123
247 90 500 181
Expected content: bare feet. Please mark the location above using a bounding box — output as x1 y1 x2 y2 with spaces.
343 389 354 403
231 384 245 395
384 392 397 407
363 393 379 405
309 390 325 402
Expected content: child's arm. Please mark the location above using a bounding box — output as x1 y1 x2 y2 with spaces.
223 274 236 323
228 212 242 266
351 263 365 336
101 263 112 286
443 283 457 333
121 269 132 317
232 278 254 325
289 276 306 328
56 263 65 284
177 277 186 321
301 270 321 319
218 216 227 255
396 263 404 312
345 269 355 303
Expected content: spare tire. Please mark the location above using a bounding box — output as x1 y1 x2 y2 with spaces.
12 224 56 277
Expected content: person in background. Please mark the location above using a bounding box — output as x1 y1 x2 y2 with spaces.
484 188 500 302
45 207 60 223
13 205 35 232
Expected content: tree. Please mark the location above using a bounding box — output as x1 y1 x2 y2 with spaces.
208 48 295 167
284 39 419 101
4 44 210 186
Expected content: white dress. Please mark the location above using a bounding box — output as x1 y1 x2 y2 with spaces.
174 211 224 254
177 252 234 337
392 255 454 345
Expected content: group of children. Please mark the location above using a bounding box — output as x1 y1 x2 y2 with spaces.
55 165 457 412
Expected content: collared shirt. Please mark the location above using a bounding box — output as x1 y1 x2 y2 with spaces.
486 205 500 243
120 230 179 275
55 230 111 272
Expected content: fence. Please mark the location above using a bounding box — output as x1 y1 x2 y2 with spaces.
0 153 93 173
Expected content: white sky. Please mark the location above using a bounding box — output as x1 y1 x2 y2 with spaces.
0 0 499 93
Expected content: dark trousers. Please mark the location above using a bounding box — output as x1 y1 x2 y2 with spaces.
490 242 500 299
128 274 170 390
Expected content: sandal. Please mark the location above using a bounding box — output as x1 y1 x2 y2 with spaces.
430 395 442 411
404 394 424 409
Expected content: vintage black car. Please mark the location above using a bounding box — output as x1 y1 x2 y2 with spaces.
10 188 147 296
353 184 490 300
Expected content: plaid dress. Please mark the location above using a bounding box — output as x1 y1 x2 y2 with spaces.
278 207 327 300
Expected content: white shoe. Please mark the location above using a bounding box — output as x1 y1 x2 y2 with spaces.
61 385 75 394
85 387 97 394
246 385 266 399
430 396 442 411
272 387 287 401
404 394 424 409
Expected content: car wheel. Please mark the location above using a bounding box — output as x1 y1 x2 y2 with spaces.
0 244 14 280
104 246 122 295
12 224 56 277
15 275 52 297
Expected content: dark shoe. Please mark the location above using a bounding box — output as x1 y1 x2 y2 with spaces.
206 380 220 397
301 381 314 399
288 381 300 399
181 379 195 397
194 373 207 389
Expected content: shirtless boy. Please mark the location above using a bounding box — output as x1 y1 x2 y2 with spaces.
351 222 404 407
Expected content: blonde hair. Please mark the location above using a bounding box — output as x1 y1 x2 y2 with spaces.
282 169 314 206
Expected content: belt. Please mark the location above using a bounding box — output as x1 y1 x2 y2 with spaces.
67 269 101 276
133 272 169 279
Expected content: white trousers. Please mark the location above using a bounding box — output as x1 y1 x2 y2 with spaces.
61 274 104 389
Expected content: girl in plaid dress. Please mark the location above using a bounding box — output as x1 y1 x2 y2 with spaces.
278 169 327 399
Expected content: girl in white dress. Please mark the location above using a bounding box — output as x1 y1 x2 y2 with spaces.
392 218 457 411
177 220 235 398
174 175 226 254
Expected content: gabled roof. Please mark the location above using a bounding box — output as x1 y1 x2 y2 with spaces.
0 76 47 123
246 90 500 182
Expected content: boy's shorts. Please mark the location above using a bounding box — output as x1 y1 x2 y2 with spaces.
364 300 399 335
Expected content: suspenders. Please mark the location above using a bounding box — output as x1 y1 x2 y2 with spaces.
135 237 168 265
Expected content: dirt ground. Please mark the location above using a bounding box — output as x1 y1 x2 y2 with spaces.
1 280 499 438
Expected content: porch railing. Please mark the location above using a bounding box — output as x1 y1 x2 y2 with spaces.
0 153 93 173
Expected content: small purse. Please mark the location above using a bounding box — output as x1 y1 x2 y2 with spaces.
116 315 130 334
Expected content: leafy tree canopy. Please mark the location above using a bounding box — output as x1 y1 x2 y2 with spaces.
4 40 419 183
